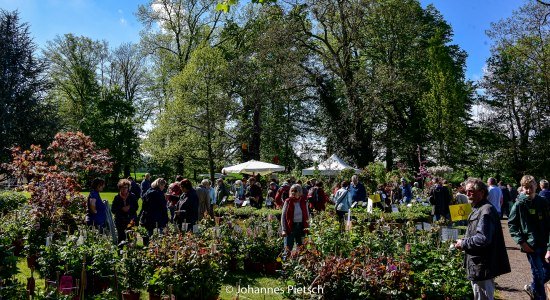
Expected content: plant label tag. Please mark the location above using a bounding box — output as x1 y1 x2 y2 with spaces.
422 222 432 231
391 205 399 213
415 223 423 230
77 235 84 246
441 228 459 241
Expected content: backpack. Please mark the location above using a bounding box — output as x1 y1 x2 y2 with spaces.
308 187 319 203
281 186 290 201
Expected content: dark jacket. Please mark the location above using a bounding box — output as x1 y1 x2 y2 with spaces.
111 193 139 228
508 194 550 250
429 185 451 216
130 181 141 199
215 183 230 205
139 188 168 230
307 187 329 211
86 190 106 227
462 199 510 281
500 186 511 203
140 179 151 198
245 184 263 208
175 188 199 230
349 182 367 203
539 189 550 201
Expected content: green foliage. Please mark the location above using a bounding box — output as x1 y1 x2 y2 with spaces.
37 227 119 280
0 191 27 213
363 162 387 191
407 236 471 297
285 213 470 299
479 2 550 180
145 44 233 179
118 231 147 292
143 228 224 299
0 9 59 161
214 206 282 219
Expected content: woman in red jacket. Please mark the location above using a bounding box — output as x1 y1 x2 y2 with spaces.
281 184 309 252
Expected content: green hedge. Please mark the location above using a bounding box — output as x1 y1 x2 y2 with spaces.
214 206 282 219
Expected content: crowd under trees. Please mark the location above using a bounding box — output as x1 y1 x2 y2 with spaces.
0 0 548 184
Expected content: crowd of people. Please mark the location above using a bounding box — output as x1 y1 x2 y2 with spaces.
83 172 550 299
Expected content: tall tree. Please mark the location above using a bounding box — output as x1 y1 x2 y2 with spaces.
0 10 58 161
44 35 142 180
292 0 374 168
109 42 151 126
137 0 225 175
480 1 550 180
145 45 233 180
43 34 107 131
221 5 313 169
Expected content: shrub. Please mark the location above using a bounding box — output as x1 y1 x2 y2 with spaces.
0 191 27 213
284 245 414 299
143 229 224 299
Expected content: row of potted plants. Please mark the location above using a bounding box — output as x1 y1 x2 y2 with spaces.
283 213 471 299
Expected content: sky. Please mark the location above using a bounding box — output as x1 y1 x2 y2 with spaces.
0 0 528 81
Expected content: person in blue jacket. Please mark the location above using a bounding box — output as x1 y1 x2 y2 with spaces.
86 178 107 230
349 175 366 204
401 178 413 203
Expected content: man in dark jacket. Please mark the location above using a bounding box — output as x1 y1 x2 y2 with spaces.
349 175 367 204
429 177 451 221
509 175 550 299
455 178 510 299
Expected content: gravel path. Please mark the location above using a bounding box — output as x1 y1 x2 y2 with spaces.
495 219 532 300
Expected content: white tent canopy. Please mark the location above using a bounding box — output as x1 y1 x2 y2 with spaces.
221 160 285 176
302 154 360 176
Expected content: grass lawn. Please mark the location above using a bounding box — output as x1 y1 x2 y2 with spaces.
219 272 286 300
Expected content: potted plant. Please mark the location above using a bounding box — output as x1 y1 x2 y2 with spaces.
120 232 147 300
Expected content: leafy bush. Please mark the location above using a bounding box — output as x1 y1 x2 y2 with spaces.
38 227 118 280
143 228 224 299
288 210 470 299
0 232 27 299
0 191 27 213
118 231 147 292
214 206 282 218
0 207 30 256
284 245 414 299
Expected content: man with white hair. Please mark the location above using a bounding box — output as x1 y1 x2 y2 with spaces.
196 179 211 220
539 179 550 200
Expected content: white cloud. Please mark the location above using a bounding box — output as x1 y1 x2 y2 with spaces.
119 18 127 25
